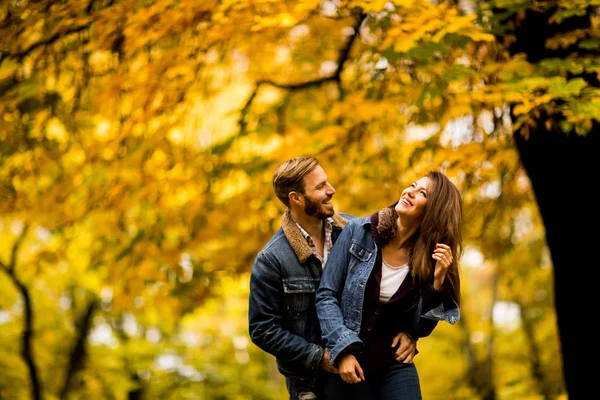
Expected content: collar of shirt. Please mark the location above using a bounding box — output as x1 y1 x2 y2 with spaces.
292 215 335 265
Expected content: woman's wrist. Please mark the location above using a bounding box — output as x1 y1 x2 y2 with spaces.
433 279 444 290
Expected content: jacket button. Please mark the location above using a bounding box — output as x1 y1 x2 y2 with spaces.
366 326 373 332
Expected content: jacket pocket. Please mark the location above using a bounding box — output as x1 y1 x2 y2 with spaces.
283 278 319 294
282 278 319 318
349 241 373 262
349 241 373 274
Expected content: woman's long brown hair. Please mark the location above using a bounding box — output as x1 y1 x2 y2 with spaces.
410 171 463 306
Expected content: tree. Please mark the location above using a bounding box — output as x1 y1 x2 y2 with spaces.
0 0 581 398
487 2 600 397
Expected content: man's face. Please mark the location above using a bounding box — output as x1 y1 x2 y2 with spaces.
300 165 336 219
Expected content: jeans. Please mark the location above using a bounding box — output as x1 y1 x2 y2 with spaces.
324 362 421 400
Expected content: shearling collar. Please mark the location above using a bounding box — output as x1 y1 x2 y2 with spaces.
370 203 399 246
281 208 348 263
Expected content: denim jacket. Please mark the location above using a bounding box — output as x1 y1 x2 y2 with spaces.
315 216 460 365
248 209 352 387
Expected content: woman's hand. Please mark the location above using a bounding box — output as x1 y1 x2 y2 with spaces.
432 243 453 290
338 353 364 384
391 332 416 363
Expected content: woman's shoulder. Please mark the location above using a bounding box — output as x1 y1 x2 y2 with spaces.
347 215 370 227
343 216 374 241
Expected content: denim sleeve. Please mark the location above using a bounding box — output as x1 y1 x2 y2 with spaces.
420 283 460 325
315 222 363 366
248 251 323 374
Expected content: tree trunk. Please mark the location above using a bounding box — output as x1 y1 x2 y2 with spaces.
60 299 97 398
514 126 599 399
500 6 598 398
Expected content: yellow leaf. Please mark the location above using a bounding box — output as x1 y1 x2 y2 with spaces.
513 102 533 116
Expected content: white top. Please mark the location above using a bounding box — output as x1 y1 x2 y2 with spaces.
379 259 410 303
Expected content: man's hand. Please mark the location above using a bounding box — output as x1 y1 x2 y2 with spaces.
391 332 416 363
320 348 339 374
338 353 364 384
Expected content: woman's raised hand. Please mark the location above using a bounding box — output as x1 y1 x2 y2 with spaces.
432 243 452 290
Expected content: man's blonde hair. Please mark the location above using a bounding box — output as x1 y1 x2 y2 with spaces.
273 157 320 208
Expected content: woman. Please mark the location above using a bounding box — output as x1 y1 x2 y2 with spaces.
315 170 462 399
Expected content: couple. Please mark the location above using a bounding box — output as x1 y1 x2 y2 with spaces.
248 157 462 400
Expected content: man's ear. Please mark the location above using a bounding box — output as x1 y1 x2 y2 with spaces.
289 191 303 206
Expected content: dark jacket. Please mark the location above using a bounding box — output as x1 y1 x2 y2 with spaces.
248 209 351 388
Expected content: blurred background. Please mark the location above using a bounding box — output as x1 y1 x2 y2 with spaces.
5 0 598 398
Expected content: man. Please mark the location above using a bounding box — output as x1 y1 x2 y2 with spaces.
249 156 349 400
248 156 415 399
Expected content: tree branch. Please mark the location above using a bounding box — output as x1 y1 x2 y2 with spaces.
60 298 98 399
0 223 30 274
334 12 366 97
7 24 91 61
0 224 42 400
237 11 367 135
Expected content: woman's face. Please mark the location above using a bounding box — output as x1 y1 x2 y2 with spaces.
394 176 431 222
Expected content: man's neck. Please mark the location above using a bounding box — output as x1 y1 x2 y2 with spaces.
291 209 325 241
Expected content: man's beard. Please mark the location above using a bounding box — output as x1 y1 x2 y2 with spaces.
304 196 334 219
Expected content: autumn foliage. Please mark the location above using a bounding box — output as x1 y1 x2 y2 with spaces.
3 0 597 398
